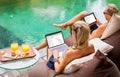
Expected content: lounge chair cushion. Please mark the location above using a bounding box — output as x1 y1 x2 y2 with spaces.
28 50 120 77
101 14 120 39
103 30 120 70
89 38 114 53
56 51 120 77
63 38 113 74
62 52 95 74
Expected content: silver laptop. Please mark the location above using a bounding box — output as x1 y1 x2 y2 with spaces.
45 31 68 52
83 12 97 25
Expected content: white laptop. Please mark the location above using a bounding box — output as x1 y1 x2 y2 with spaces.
83 12 97 25
45 31 68 52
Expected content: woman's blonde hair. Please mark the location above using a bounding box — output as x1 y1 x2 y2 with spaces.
72 21 90 49
105 4 119 16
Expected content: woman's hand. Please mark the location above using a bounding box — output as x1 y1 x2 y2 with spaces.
53 50 59 58
52 50 65 74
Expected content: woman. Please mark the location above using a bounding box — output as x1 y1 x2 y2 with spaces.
47 21 95 74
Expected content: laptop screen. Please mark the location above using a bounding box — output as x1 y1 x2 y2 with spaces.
83 12 97 25
45 31 64 48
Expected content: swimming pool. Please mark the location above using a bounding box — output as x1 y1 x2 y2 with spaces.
0 0 120 48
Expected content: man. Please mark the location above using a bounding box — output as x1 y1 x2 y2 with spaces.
36 4 119 50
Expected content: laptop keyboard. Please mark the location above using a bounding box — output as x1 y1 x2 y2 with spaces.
50 44 68 52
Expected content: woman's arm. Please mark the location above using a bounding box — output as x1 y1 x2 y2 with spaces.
53 50 71 74
53 44 95 74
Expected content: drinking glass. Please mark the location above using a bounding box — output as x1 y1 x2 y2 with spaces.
22 44 30 56
10 43 18 56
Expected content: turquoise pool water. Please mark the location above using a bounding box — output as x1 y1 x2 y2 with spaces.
0 0 120 48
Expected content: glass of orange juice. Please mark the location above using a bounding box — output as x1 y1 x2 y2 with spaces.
10 43 18 56
22 44 30 56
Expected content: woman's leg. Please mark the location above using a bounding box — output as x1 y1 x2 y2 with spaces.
35 39 48 50
47 48 53 60
35 38 52 60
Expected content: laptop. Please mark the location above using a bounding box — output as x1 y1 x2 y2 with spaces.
45 31 68 52
83 12 97 25
83 12 98 32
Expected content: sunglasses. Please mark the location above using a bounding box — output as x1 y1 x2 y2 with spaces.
73 26 83 33
103 12 109 15
103 12 106 14
73 28 78 33
72 25 78 33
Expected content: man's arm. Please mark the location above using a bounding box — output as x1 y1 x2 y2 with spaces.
89 24 107 40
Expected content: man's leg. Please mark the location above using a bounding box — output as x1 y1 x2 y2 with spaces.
53 11 88 30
